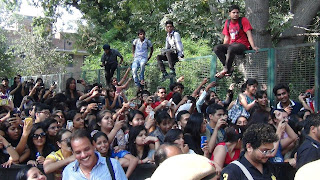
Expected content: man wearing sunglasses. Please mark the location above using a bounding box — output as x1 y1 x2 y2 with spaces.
221 123 278 180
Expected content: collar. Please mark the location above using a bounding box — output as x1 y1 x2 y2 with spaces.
306 135 320 148
72 151 105 172
167 31 175 37
276 99 295 109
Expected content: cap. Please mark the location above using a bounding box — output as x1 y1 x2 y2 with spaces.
103 44 110 50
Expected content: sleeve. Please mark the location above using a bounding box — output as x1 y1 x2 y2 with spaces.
101 53 105 63
116 129 127 149
222 20 230 36
111 158 128 180
241 17 253 33
173 32 184 57
133 39 137 45
296 145 319 169
115 49 123 59
220 164 241 180
45 152 57 161
165 36 170 49
196 90 207 113
147 39 153 47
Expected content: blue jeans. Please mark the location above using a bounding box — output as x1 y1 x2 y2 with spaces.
132 58 147 86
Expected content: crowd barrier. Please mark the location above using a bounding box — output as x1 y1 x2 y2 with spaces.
0 163 156 180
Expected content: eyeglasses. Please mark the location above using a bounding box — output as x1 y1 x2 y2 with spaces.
159 91 166 94
257 148 275 156
33 132 46 139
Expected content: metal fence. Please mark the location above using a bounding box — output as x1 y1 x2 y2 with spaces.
20 42 320 110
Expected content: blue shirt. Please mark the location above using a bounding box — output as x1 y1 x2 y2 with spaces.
133 38 152 60
62 151 127 180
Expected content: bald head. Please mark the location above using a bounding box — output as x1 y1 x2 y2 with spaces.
154 143 182 167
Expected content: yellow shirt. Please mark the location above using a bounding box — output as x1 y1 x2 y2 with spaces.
46 149 65 180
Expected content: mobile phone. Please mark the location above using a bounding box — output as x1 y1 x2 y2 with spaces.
52 82 57 86
201 136 207 148
149 111 155 119
129 102 136 108
76 80 82 84
66 120 73 130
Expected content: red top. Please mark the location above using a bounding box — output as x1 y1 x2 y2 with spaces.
222 17 253 49
210 142 240 167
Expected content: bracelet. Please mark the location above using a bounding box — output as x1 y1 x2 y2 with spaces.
5 143 12 149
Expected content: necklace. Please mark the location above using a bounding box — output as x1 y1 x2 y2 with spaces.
80 167 91 177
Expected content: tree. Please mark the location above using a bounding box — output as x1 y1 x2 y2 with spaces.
0 27 15 77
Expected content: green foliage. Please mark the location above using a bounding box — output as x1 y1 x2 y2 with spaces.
0 28 15 78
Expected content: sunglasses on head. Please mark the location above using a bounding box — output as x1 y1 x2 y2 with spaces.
33 132 46 139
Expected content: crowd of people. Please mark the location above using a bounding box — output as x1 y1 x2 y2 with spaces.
0 4 318 180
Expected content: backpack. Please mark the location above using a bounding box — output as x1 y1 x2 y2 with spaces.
226 17 252 50
226 17 243 33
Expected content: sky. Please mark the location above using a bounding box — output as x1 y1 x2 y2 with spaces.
18 0 83 33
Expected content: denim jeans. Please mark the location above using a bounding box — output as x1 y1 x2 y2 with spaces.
132 58 147 86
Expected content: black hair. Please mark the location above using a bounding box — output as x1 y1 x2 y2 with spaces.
304 114 320 134
137 29 145 35
1 121 22 146
224 125 243 143
66 110 81 122
176 110 189 122
92 131 111 157
172 92 182 105
247 109 270 127
206 103 225 119
128 110 145 123
65 77 77 96
76 100 89 110
35 103 51 113
273 83 290 96
16 164 36 180
27 123 53 160
184 113 204 147
71 129 93 145
229 5 240 12
105 85 116 100
155 109 171 124
128 125 149 159
169 82 184 92
164 129 183 143
165 20 174 26
157 86 166 92
256 90 267 99
42 118 58 133
242 123 278 151
297 109 312 119
245 78 258 87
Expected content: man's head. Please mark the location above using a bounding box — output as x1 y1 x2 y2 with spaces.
169 82 184 94
154 143 182 167
35 103 51 123
103 44 111 54
157 86 167 100
176 110 190 130
206 103 226 123
71 129 97 169
304 114 320 142
229 5 240 20
165 20 174 33
273 83 290 104
138 29 145 40
243 123 278 164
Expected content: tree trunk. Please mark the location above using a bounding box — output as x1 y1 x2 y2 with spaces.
277 0 320 46
245 0 272 48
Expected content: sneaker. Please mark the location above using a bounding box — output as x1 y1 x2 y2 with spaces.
161 72 169 81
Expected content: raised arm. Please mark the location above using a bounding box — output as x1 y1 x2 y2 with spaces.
238 93 256 111
191 78 208 98
43 155 75 174
119 67 131 85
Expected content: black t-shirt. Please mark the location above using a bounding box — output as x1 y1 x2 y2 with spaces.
221 154 277 180
10 84 23 107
